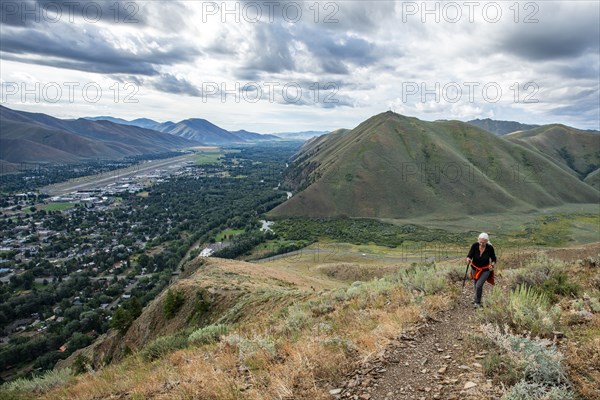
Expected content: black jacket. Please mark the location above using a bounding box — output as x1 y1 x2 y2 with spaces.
467 242 496 267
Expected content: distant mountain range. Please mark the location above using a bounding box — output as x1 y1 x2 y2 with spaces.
269 112 599 219
86 116 281 144
467 118 540 135
86 117 323 142
0 106 291 164
273 130 331 141
0 106 196 163
85 116 160 130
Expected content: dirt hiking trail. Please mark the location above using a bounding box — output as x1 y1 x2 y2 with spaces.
332 284 504 400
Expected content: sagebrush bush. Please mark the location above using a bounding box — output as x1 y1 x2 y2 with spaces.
332 288 348 302
482 351 522 386
590 296 600 313
507 255 575 292
307 298 336 317
396 262 447 295
141 334 188 361
346 279 394 298
480 285 561 337
320 336 357 354
528 254 567 271
0 368 73 393
482 324 574 400
583 254 599 269
445 264 467 283
223 333 278 369
284 305 313 333
188 324 229 345
502 381 574 400
342 278 400 310
507 268 549 291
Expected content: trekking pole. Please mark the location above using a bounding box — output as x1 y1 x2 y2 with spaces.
462 261 470 289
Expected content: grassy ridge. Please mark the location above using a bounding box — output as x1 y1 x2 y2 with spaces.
3 247 598 400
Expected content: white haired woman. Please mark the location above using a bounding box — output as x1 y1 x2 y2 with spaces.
466 233 496 307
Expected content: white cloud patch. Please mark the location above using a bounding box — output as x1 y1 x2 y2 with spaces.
0 0 598 131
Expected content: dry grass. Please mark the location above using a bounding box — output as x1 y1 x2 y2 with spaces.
24 249 600 400
31 260 435 400
564 314 600 400
316 262 400 282
423 293 456 314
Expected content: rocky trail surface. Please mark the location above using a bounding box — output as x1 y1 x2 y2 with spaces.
330 285 505 400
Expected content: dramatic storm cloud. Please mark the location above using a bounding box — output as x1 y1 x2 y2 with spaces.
0 0 598 132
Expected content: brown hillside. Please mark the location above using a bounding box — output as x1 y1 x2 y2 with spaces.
58 257 336 370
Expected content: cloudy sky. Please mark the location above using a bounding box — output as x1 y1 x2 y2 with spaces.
1 0 598 132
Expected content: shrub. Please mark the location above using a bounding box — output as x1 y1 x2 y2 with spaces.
396 262 447 295
110 306 133 334
320 336 357 354
284 305 312 333
541 272 580 301
508 255 573 292
502 381 574 400
507 268 549 292
582 254 599 269
72 354 91 374
0 368 73 393
188 324 229 345
479 285 561 337
527 254 567 271
308 299 335 317
188 289 211 325
346 278 394 298
482 350 522 386
590 296 600 313
332 288 348 302
223 334 278 369
481 324 574 400
141 334 188 361
445 264 467 283
163 289 186 319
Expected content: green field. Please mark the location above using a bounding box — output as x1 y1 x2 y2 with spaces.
38 202 76 212
257 205 599 262
194 152 223 165
215 228 245 241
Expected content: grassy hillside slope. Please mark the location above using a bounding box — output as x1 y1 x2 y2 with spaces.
271 112 598 219
506 124 600 181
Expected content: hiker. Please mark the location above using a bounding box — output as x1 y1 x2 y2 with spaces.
466 232 496 307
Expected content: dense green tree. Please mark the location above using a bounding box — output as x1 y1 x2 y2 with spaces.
163 289 185 319
110 306 132 334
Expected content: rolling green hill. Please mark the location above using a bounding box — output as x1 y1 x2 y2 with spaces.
584 168 600 190
505 124 600 181
270 112 598 219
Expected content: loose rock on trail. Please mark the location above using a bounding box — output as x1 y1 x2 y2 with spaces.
330 285 505 400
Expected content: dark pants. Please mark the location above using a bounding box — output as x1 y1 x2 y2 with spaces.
473 268 491 305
